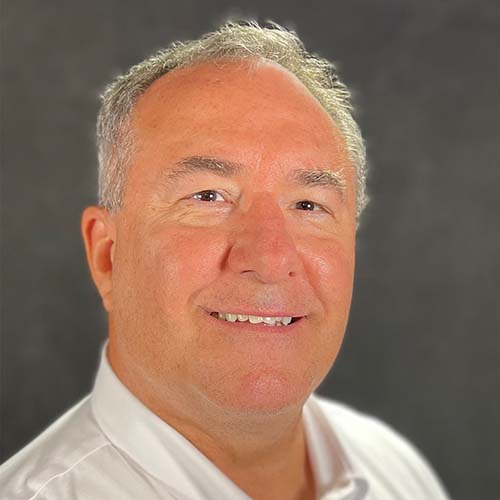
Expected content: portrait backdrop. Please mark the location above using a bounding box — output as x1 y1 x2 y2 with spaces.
2 1 499 499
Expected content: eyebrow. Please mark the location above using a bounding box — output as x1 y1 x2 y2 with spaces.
290 168 346 192
167 156 242 180
163 155 346 193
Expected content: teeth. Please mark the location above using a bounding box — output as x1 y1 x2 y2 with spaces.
262 317 276 325
216 312 294 326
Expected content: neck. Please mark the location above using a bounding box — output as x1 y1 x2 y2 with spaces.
109 346 316 500
162 401 317 500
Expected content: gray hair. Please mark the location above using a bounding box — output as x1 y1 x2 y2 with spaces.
97 21 368 218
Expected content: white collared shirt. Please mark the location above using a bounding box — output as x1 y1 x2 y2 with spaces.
0 348 450 500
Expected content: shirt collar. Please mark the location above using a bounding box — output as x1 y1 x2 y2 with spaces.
91 344 250 499
303 396 369 499
91 343 368 500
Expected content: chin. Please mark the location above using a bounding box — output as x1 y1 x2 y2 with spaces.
207 368 316 416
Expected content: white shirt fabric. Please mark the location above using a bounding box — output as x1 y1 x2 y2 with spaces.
1 348 450 500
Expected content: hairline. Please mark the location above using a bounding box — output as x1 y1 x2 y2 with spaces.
115 55 352 191
97 24 368 219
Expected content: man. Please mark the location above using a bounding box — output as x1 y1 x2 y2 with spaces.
0 21 450 500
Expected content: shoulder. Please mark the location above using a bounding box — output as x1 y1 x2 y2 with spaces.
0 398 182 500
310 395 450 499
0 397 111 500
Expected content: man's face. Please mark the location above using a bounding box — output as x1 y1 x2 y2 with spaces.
106 60 357 416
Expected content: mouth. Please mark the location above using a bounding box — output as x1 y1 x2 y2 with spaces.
210 311 303 327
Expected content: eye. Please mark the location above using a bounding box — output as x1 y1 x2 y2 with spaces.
192 190 225 202
295 200 322 211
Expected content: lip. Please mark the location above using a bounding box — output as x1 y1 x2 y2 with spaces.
203 309 306 334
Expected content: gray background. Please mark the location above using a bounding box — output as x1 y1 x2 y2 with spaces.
2 1 499 499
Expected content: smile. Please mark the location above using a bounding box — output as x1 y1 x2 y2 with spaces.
210 312 301 326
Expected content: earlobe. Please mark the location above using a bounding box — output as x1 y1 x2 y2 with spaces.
81 206 116 312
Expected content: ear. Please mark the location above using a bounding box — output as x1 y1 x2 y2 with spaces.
81 206 116 312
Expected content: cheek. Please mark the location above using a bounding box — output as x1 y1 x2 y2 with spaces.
302 237 355 311
111 224 230 363
303 239 355 370
140 225 229 303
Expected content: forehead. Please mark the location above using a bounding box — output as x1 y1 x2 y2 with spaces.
127 58 352 185
133 59 338 137
134 58 326 117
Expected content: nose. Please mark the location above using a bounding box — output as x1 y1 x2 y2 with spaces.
225 197 302 284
